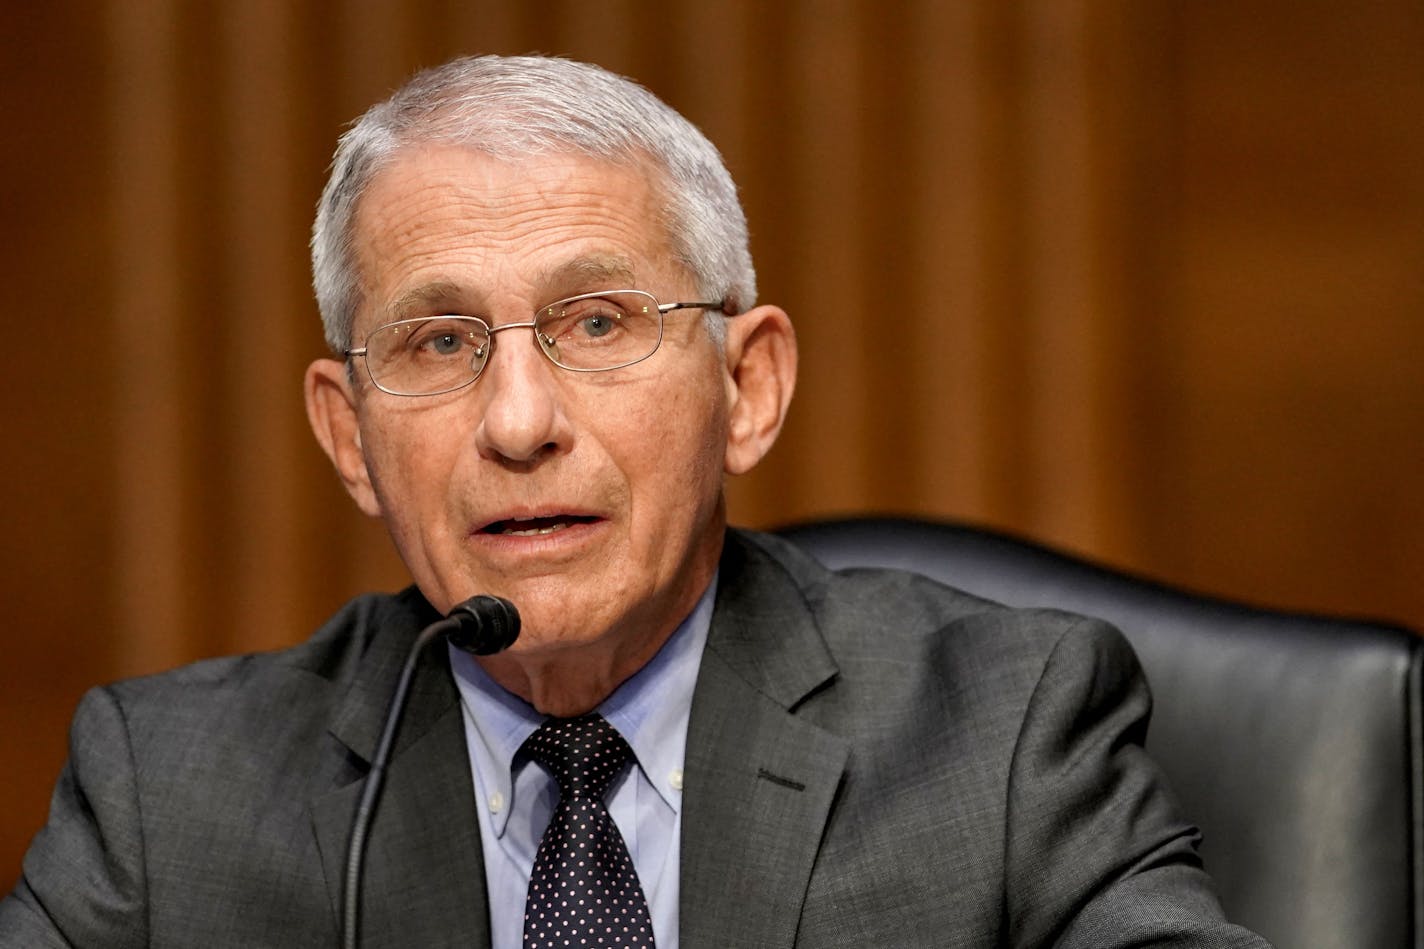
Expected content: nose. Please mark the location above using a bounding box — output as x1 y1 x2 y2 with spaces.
472 322 570 465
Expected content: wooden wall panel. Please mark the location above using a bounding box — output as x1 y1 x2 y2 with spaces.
779 0 879 511
216 2 312 655
107 0 190 675
1143 1 1424 624
900 2 1013 520
1019 0 1134 552
0 0 117 889
4 0 1422 885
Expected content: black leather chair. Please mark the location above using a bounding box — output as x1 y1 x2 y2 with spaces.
776 516 1423 949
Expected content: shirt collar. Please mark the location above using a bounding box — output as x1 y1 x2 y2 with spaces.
449 573 717 836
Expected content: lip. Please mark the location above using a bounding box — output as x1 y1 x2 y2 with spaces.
480 513 600 535
473 507 603 533
467 509 609 556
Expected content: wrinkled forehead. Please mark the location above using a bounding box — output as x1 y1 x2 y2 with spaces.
348 144 688 325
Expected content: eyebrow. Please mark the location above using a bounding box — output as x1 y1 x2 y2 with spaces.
535 254 639 293
384 255 641 322
387 281 472 320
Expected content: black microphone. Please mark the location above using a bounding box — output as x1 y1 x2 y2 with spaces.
445 594 520 655
341 595 520 949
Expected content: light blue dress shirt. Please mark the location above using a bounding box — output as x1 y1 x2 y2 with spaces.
448 577 716 949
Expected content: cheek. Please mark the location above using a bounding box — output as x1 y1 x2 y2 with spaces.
625 376 728 508
360 409 463 529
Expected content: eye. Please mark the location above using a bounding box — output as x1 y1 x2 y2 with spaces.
534 292 658 370
578 311 619 338
428 332 465 355
407 318 480 358
550 298 630 344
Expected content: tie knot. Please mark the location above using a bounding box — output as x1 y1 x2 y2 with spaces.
523 713 632 800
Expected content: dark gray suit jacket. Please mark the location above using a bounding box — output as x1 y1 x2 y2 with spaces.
1 529 1268 947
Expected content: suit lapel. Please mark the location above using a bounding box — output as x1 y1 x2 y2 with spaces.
304 534 844 948
309 595 491 948
681 532 848 949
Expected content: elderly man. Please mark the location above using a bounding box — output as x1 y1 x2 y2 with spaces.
1 55 1268 948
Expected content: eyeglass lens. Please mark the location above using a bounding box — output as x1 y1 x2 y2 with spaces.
362 290 665 396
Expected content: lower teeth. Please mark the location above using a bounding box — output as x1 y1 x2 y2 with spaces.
504 523 567 536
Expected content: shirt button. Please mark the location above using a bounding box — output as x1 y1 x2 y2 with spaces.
669 768 684 791
488 791 506 814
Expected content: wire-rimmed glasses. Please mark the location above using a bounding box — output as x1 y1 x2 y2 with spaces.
345 289 725 397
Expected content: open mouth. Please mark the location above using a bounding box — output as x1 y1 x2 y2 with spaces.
480 514 600 537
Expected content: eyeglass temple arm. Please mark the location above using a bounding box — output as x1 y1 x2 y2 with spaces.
658 301 728 316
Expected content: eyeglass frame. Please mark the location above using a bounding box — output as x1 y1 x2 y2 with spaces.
344 289 728 397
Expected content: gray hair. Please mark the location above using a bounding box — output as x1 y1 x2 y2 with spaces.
311 54 756 352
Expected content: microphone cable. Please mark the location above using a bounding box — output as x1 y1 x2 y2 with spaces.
341 594 520 949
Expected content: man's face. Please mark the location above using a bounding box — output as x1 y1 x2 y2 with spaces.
339 145 733 663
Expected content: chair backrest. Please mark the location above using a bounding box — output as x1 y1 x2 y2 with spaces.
776 516 1423 949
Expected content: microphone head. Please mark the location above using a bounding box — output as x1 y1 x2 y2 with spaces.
445 594 521 655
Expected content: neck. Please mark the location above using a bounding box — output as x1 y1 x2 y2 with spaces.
475 618 674 712
476 518 724 716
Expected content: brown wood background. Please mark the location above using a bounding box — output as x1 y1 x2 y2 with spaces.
3 0 1421 884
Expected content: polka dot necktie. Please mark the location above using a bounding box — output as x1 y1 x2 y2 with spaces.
521 714 656 948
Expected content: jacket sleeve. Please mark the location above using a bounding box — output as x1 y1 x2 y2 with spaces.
0 687 149 949
1003 618 1273 948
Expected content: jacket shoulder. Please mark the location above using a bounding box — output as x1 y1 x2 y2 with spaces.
87 588 435 770
732 526 1122 659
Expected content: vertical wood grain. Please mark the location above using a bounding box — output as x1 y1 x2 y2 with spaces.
903 0 998 517
215 1 315 653
107 0 191 675
774 0 875 516
0 0 117 889
1018 0 1131 554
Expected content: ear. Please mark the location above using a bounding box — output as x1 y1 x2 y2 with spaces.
721 305 797 475
304 358 383 517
